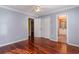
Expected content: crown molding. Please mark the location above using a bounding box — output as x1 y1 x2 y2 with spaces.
0 5 79 18
38 5 79 17
0 5 37 17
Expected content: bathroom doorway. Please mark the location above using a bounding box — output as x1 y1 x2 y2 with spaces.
57 15 67 43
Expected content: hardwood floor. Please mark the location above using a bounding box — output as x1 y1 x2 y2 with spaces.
0 37 79 54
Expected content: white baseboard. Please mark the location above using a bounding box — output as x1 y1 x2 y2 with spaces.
50 39 79 47
0 37 28 47
68 43 79 47
2 37 79 48
50 39 57 42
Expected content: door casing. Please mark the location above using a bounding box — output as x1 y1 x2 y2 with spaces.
56 15 68 43
28 18 34 44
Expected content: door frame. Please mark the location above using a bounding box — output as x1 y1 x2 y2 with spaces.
28 18 34 39
56 14 68 43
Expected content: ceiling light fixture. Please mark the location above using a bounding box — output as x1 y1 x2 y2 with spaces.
34 6 40 12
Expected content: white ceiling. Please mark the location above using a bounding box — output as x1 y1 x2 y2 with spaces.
0 5 78 17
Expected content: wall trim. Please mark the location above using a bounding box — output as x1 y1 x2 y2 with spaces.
38 6 79 17
50 39 79 47
0 6 36 17
68 43 79 47
50 39 57 42
56 12 69 44
0 6 79 18
0 37 28 47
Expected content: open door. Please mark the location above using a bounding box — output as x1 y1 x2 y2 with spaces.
28 18 34 45
57 15 67 43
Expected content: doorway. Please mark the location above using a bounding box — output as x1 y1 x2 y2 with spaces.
28 18 34 45
57 15 67 43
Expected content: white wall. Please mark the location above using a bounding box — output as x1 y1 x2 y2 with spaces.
41 16 51 39
0 7 28 47
34 16 51 39
34 18 41 37
50 14 57 41
67 7 79 47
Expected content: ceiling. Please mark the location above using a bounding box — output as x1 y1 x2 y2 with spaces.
0 5 78 17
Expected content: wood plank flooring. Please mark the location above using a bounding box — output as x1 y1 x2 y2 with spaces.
0 37 79 54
